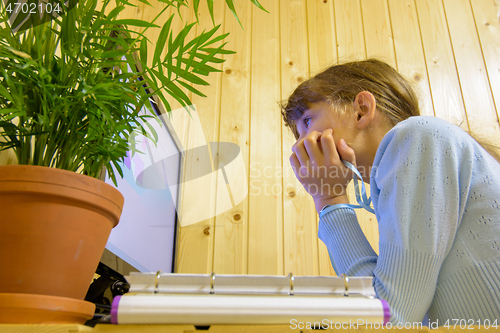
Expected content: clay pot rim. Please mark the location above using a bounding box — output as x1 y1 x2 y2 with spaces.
0 165 124 226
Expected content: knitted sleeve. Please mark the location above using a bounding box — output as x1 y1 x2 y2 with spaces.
318 117 463 324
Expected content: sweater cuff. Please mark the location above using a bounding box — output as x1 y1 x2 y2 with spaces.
318 208 378 276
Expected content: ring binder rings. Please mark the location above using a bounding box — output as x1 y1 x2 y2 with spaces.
110 272 390 325
210 272 215 295
125 272 371 297
341 274 349 297
150 272 350 296
154 270 161 294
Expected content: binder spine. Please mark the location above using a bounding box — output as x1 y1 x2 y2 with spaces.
381 299 390 325
111 295 120 324
111 294 388 325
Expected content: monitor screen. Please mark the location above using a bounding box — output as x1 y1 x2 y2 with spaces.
104 102 181 273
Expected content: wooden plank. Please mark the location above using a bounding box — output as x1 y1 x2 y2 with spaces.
469 0 500 130
335 0 365 62
388 0 435 117
94 324 294 333
0 324 478 333
443 0 499 142
0 324 92 333
174 1 225 274
415 0 468 129
335 0 379 255
212 0 252 275
280 0 319 276
307 0 336 72
306 0 337 277
247 0 283 276
358 0 400 255
361 0 396 68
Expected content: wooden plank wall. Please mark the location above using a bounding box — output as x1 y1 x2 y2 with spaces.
169 0 500 276
2 0 498 277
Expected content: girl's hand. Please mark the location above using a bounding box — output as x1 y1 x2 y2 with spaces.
289 129 357 212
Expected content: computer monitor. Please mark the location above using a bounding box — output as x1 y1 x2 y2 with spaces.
104 98 182 273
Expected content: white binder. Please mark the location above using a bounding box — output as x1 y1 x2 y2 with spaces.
111 272 390 326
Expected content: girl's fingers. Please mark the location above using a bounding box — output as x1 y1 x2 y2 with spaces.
302 131 323 164
289 153 303 178
337 138 357 166
292 131 321 166
321 129 339 164
291 140 309 166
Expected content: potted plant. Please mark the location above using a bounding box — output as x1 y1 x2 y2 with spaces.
0 0 265 324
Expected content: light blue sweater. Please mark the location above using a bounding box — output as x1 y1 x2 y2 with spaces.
318 116 500 325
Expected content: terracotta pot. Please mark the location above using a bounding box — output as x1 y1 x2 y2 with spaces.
0 165 124 323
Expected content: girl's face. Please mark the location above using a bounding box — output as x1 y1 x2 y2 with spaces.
293 94 393 182
293 100 373 181
295 101 357 149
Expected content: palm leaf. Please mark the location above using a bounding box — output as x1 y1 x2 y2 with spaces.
192 0 201 22
152 14 173 67
224 0 242 28
206 0 215 25
250 0 269 13
178 80 206 97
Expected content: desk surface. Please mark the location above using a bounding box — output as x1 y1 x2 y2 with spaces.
0 324 489 333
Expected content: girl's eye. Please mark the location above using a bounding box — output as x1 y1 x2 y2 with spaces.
304 117 311 128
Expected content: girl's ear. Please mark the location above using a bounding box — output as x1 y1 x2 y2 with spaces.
353 91 377 130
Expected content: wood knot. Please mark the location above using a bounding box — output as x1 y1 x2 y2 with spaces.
203 227 210 235
413 74 422 82
485 22 490 26
288 191 296 198
296 76 304 83
230 213 243 224
288 60 294 66
225 69 232 75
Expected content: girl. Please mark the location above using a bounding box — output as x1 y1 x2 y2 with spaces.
281 59 500 325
